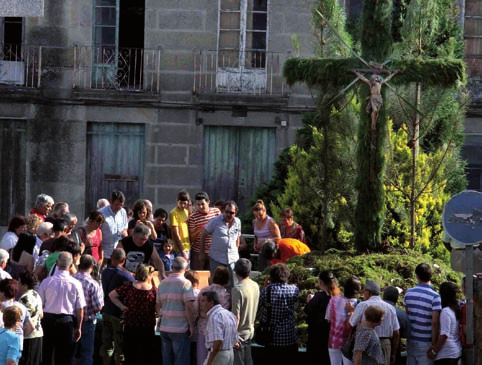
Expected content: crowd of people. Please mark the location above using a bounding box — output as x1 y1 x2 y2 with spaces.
0 190 467 365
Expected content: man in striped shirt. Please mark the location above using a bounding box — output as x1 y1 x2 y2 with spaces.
403 263 442 365
156 257 196 365
188 192 221 270
201 290 238 365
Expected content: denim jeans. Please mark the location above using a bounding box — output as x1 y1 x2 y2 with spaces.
78 319 96 365
407 340 433 365
161 331 191 365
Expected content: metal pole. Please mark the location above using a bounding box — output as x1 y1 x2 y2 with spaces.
465 245 474 365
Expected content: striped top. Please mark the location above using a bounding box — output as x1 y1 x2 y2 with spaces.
157 273 196 333
187 207 221 253
403 283 442 342
205 304 239 351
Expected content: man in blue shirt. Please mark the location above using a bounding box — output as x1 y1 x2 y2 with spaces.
100 248 134 365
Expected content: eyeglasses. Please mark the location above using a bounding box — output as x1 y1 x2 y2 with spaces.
225 211 236 215
253 208 261 212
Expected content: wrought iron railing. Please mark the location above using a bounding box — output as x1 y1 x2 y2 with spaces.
73 46 161 93
193 50 288 95
0 44 41 88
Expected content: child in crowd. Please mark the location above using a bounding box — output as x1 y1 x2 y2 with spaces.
184 270 200 297
153 208 171 257
159 241 180 272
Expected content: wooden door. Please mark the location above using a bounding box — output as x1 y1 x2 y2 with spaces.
86 122 144 216
203 125 275 213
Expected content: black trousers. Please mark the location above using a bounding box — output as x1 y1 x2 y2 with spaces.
123 325 155 365
19 337 42 365
41 313 75 365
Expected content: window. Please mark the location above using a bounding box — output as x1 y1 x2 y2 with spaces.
218 0 268 69
2 17 23 61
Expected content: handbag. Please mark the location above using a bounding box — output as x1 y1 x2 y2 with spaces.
255 286 273 346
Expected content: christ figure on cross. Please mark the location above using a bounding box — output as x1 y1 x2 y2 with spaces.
352 69 401 131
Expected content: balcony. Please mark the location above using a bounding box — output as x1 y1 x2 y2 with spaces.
0 44 40 88
193 50 288 96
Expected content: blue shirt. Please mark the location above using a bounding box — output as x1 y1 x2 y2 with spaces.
0 328 21 364
101 265 135 317
403 283 441 342
159 252 181 272
205 215 241 264
100 206 128 259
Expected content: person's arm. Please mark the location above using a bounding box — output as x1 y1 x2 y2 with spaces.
151 247 167 280
145 221 157 240
207 340 223 365
198 229 209 264
74 307 83 342
23 318 34 337
170 225 187 259
155 301 162 318
185 300 195 338
188 217 203 244
391 329 400 364
352 70 370 84
109 290 128 313
268 219 281 243
353 350 362 365
98 230 104 265
432 310 440 346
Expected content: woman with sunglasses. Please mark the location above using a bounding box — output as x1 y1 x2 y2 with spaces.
109 263 158 365
252 200 281 271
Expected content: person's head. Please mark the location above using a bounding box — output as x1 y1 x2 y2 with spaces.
0 279 17 300
364 305 385 324
223 200 238 223
134 263 154 282
364 281 381 299
36 222 54 241
35 194 54 215
62 213 78 234
111 248 126 266
318 270 341 296
144 200 153 220
194 192 210 214
0 249 9 270
234 258 252 279
68 243 81 265
52 218 69 236
171 257 188 273
383 286 400 304
7 215 27 236
253 199 267 219
87 211 105 230
214 200 225 213
280 208 294 227
18 271 37 291
200 291 220 313
109 190 126 213
269 263 290 284
57 251 73 270
184 270 200 289
344 276 362 299
132 199 151 222
439 281 459 310
52 235 71 252
51 202 69 218
415 263 432 283
163 240 173 255
260 240 277 260
3 306 22 330
79 254 95 272
211 266 230 286
187 199 193 214
153 208 168 230
96 199 110 210
132 224 150 246
176 190 190 210
26 214 43 234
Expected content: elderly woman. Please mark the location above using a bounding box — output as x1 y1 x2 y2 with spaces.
18 271 43 365
0 216 27 252
109 263 157 365
428 281 462 364
258 263 299 363
45 202 69 223
353 306 385 365
252 200 281 271
76 211 105 263
127 199 157 240
196 267 231 365
279 208 306 243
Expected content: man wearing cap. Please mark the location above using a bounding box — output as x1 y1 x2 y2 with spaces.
384 286 410 365
403 263 441 365
231 258 259 365
349 280 400 365
188 191 221 270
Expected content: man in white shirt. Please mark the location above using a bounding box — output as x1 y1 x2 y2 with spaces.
100 190 128 265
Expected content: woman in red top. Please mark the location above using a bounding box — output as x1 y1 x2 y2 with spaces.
77 211 104 263
109 264 157 365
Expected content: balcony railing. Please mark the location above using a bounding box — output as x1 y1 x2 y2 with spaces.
73 46 161 93
193 50 288 95
0 44 41 88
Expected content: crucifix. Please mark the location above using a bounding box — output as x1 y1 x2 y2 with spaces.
283 0 465 250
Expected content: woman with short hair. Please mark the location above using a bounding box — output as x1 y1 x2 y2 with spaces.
0 216 27 252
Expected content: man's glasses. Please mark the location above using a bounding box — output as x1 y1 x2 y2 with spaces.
225 211 236 215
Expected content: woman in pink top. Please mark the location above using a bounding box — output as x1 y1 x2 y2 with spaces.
77 211 105 263
196 267 231 365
